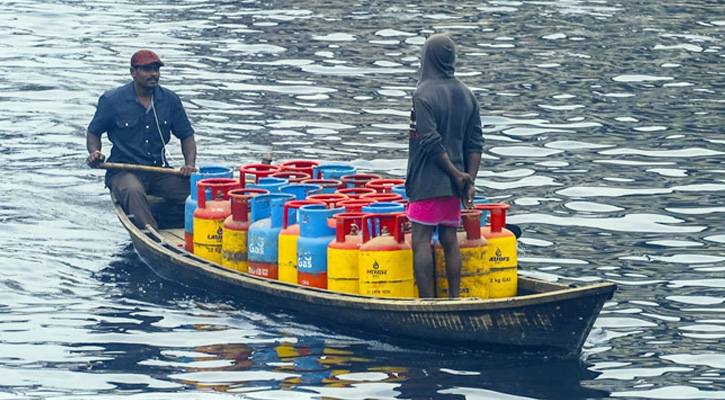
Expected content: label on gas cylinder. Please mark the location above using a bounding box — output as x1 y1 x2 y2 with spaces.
358 249 413 282
484 237 517 268
486 236 517 298
194 219 224 245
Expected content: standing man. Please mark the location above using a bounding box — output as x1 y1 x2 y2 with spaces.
405 33 484 298
86 50 197 230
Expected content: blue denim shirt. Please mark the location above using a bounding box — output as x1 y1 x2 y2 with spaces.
87 82 194 185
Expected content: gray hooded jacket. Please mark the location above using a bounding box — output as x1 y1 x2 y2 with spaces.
405 33 484 202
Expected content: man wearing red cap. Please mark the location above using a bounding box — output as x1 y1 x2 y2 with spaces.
86 50 197 230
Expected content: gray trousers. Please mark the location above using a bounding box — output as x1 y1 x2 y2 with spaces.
109 171 190 230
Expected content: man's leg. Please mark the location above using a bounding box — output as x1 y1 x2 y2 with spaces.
110 172 156 230
438 225 462 298
148 173 191 202
411 222 436 298
148 173 191 229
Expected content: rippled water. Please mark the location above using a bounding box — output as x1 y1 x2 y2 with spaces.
1 0 724 398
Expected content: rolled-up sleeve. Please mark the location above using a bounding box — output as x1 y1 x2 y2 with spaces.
170 97 194 140
87 93 111 137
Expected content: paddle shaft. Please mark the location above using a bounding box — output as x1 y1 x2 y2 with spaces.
98 162 183 175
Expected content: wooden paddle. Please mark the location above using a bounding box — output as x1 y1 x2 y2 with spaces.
97 162 184 175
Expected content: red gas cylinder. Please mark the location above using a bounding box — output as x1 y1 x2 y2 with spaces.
365 178 406 193
193 178 242 263
340 174 382 188
302 178 343 193
359 192 404 202
271 171 311 184
337 198 376 213
434 210 489 298
335 187 377 199
358 213 415 298
475 203 517 298
306 193 349 208
278 199 325 284
239 164 282 188
222 188 269 273
280 160 320 178
328 212 366 294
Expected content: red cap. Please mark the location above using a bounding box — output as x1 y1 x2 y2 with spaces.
130 50 164 67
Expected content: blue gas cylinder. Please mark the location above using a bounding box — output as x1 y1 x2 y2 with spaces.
248 177 288 193
391 183 407 200
313 164 357 181
184 165 233 252
279 183 323 200
361 201 405 214
297 204 344 289
247 193 295 280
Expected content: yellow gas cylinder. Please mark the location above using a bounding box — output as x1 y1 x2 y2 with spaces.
278 199 325 284
476 203 517 298
222 188 269 272
193 178 241 263
434 209 489 298
327 212 366 294
358 214 415 298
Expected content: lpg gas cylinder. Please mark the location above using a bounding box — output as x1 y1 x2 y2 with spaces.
279 183 323 200
280 160 320 178
337 198 376 213
184 165 233 252
301 178 343 193
359 193 404 203
313 164 357 181
340 174 381 188
365 178 406 193
361 201 405 214
327 212 366 294
391 183 407 200
358 214 415 298
297 204 344 289
247 193 296 280
476 203 517 298
278 199 325 284
271 171 312 184
335 187 376 199
221 188 269 272
434 210 489 298
193 178 241 263
239 163 281 187
247 177 288 193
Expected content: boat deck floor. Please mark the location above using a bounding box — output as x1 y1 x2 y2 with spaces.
159 228 185 248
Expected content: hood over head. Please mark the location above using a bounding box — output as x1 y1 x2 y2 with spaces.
419 33 455 83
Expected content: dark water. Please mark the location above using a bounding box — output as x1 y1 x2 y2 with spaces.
1 0 725 398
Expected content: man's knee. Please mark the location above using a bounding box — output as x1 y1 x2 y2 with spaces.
438 227 458 249
112 174 144 196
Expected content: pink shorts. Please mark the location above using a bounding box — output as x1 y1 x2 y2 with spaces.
406 196 461 227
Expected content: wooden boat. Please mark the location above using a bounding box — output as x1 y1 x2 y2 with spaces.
112 197 616 359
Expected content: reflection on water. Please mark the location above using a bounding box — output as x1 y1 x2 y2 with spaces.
1 0 725 398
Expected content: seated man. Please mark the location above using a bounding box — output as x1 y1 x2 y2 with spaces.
86 49 197 230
